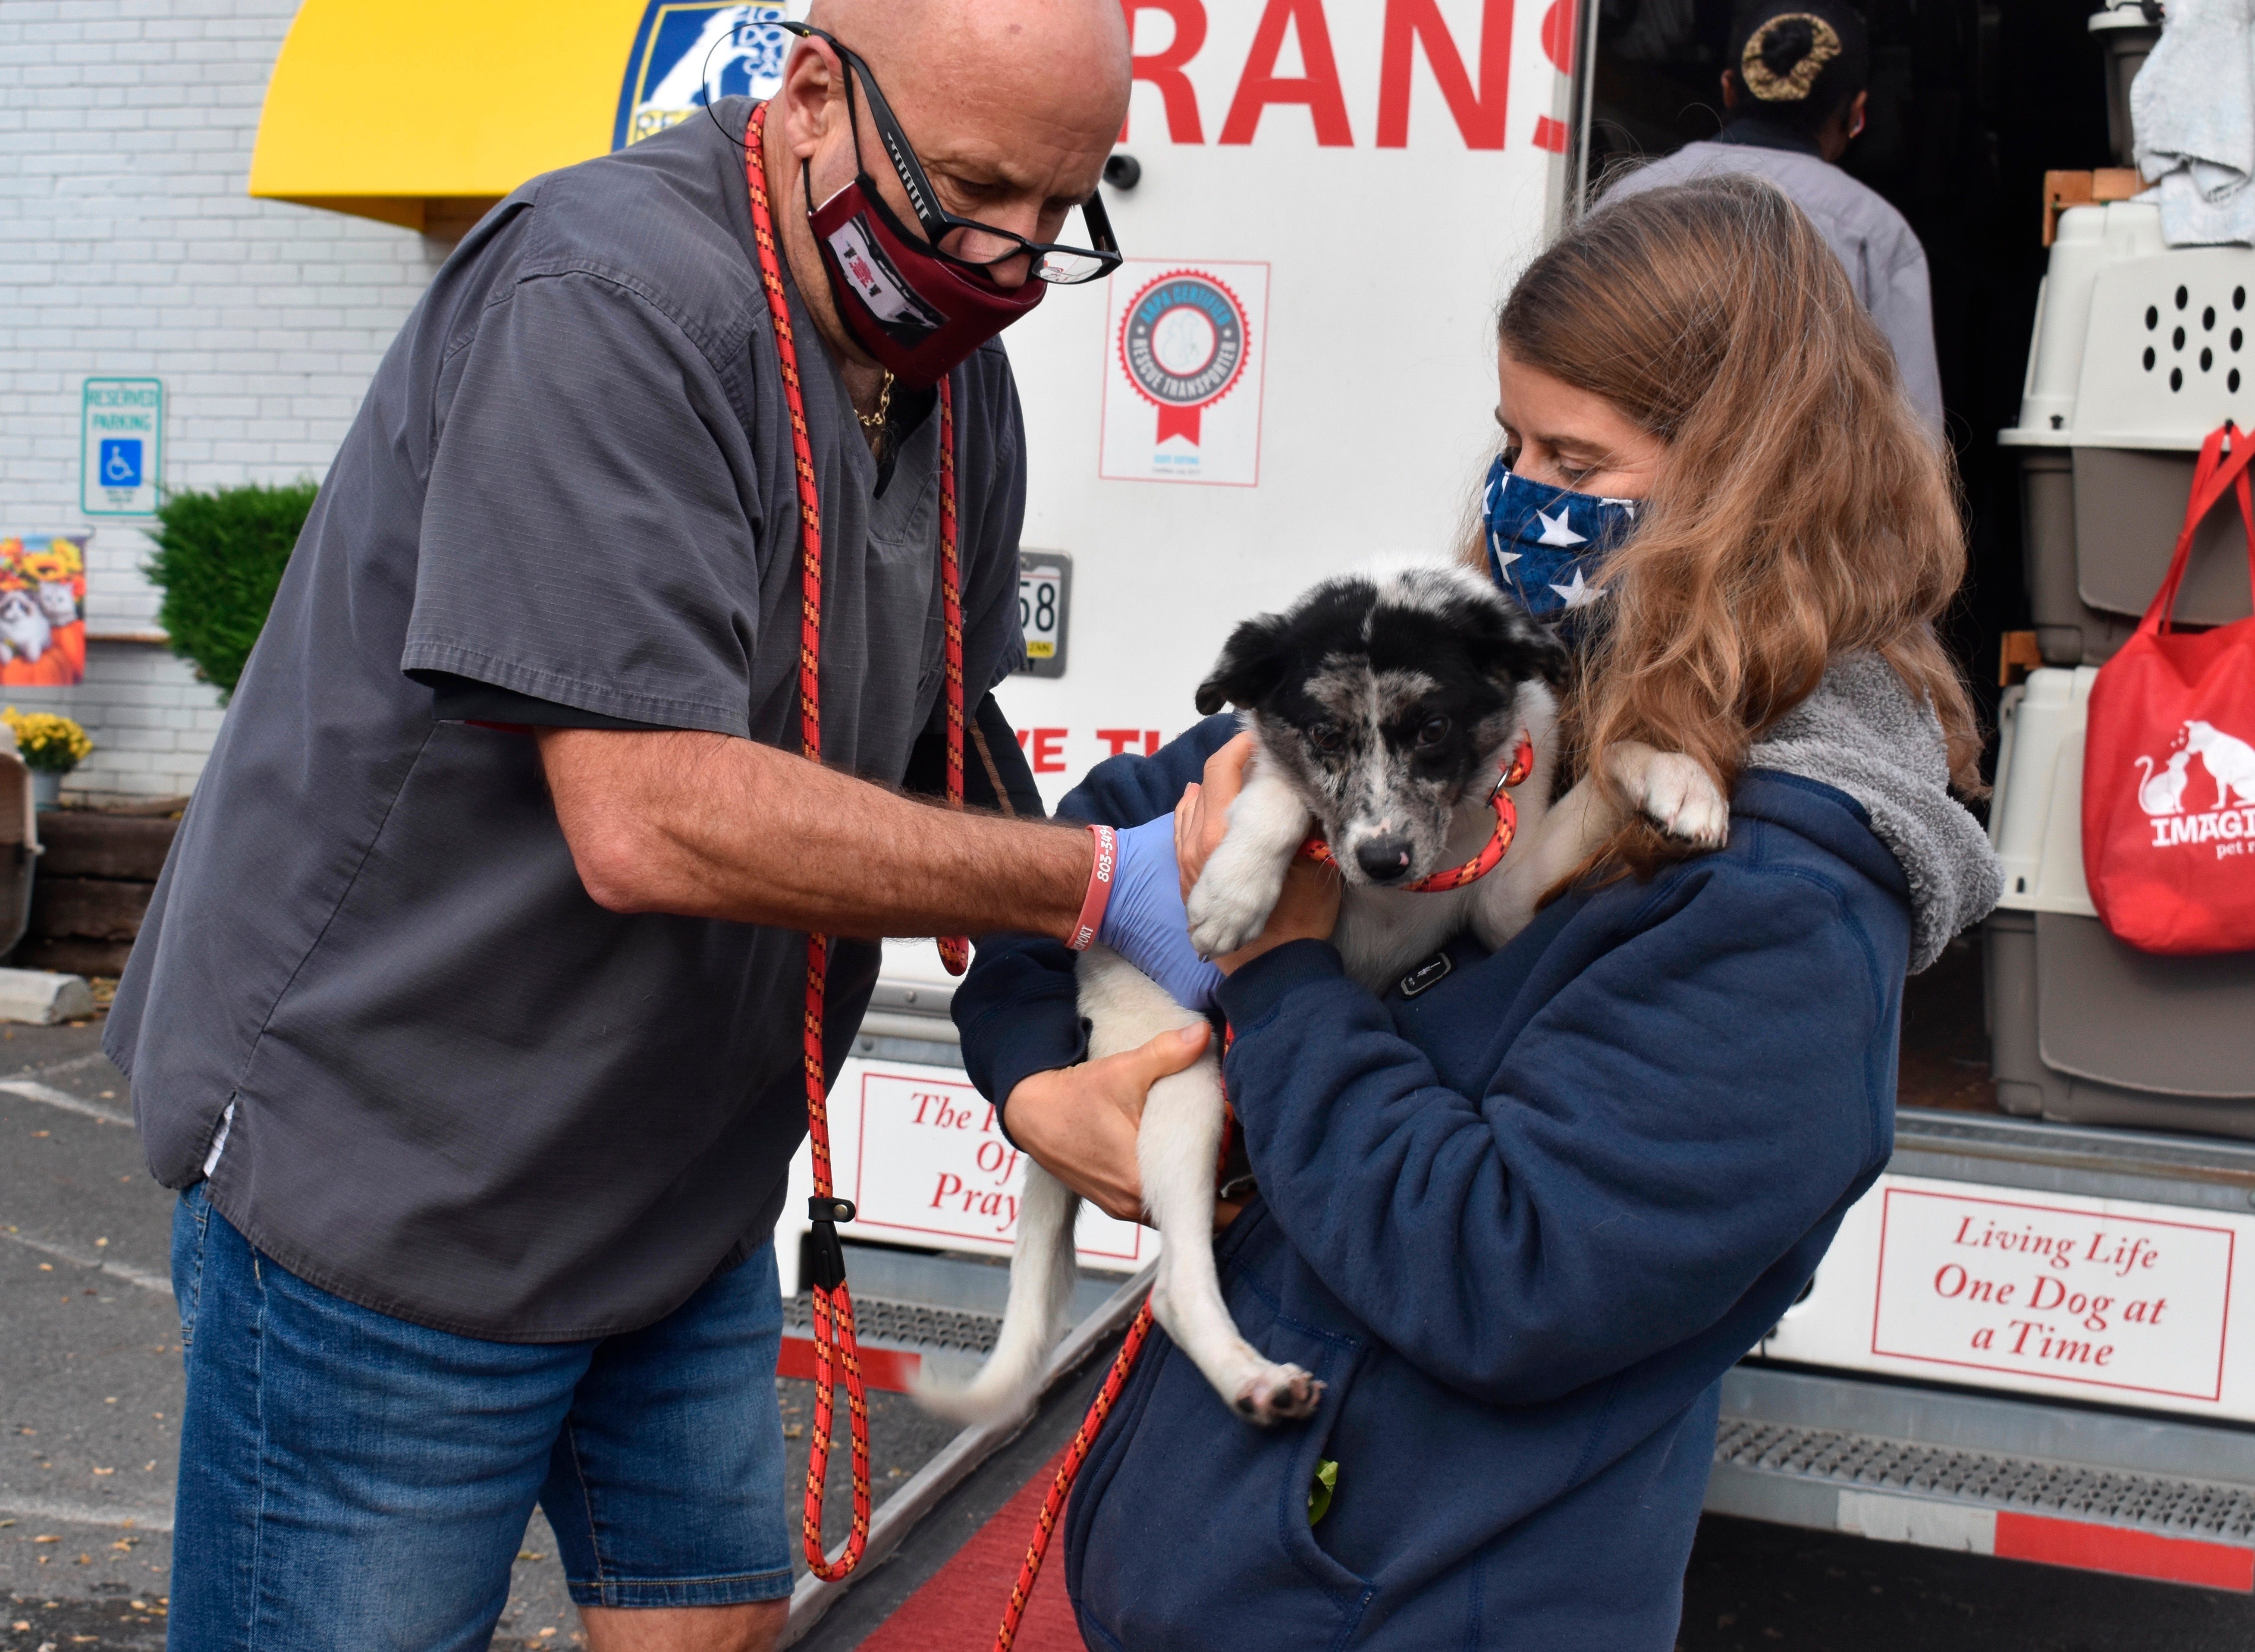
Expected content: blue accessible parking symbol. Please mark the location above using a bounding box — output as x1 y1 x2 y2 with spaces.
100 438 143 489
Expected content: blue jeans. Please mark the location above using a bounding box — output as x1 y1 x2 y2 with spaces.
168 1182 794 1652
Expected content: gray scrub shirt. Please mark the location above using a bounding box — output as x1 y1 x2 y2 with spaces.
105 99 1029 1341
1605 128 1946 433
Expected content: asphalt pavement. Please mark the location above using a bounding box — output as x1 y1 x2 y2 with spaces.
0 1020 576 1650
11 1008 2255 1651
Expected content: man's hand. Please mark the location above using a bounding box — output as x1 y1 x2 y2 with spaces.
1174 735 1341 973
1004 1023 1212 1222
535 727 1091 942
1096 815 1225 1011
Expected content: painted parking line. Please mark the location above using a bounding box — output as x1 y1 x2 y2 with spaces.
0 1496 171 1533
0 1496 172 1534
0 1079 129 1127
0 1227 171 1297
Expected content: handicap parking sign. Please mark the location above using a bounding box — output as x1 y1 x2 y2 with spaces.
81 377 162 516
99 439 143 490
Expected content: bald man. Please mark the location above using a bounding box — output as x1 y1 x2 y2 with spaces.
107 8 1197 1649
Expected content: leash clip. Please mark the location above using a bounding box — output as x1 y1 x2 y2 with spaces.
806 1196 858 1292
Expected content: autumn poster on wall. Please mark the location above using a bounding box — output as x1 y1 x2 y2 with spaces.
0 536 88 686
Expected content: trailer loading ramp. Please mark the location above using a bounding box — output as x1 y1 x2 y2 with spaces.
784 1264 1154 1650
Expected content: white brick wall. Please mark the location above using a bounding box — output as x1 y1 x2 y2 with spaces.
0 0 446 800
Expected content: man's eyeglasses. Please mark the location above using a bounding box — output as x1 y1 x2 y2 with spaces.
777 21 1123 287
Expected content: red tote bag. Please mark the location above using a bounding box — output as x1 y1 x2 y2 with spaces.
2082 422 2255 955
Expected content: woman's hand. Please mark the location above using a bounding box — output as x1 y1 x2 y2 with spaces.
1004 1023 1212 1222
1175 735 1341 973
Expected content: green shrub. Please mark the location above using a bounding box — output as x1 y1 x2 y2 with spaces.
144 481 318 701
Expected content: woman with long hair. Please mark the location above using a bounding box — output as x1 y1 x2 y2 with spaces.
957 175 2001 1649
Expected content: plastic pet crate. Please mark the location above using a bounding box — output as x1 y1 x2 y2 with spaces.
1985 668 2255 1137
1998 204 2255 666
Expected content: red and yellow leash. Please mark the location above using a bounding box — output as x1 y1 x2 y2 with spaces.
990 1071 1239 1652
745 101 970 1583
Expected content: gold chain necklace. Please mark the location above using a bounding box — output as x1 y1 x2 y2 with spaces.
857 370 895 431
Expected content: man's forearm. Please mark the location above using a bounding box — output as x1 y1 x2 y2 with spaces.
537 727 1091 939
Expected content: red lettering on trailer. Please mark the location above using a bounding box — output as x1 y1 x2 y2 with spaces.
1030 729 1068 772
1540 0 1575 71
1221 0 1354 146
1377 0 1513 150
1933 1263 2016 1307
1096 727 1165 757
1122 0 1209 142
1124 0 1550 151
974 1137 1021 1180
2085 1229 2163 1277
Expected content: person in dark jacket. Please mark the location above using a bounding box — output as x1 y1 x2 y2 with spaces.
956 176 2001 1650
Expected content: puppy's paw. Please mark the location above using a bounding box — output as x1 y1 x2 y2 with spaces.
1617 746 1729 849
1185 867 1282 959
1232 1362 1325 1426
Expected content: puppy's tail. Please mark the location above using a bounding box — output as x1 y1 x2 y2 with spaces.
912 1165 1083 1427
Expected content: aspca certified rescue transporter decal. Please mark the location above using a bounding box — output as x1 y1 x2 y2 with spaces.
2132 718 2255 854
1101 260 1271 488
614 2 812 151
1121 272 1248 438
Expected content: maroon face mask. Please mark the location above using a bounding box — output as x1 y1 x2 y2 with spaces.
807 167 1045 389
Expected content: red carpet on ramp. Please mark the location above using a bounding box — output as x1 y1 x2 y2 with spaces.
858 1445 1086 1652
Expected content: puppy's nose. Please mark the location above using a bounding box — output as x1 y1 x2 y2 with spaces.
1354 835 1415 883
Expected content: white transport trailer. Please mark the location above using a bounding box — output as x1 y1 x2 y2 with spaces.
764 2 2255 1604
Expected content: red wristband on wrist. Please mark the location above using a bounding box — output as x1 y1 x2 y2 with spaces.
1068 823 1116 952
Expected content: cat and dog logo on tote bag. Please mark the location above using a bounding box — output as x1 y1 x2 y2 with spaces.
2084 423 2255 955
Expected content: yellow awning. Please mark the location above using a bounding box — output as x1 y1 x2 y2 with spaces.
249 0 650 232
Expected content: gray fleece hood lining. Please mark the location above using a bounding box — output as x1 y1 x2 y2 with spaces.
1746 653 2002 973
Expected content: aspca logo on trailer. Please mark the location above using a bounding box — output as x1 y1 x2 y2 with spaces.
614 2 812 151
2134 719 2255 851
1103 263 1269 486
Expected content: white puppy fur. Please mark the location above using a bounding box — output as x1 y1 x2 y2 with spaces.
919 688 1727 1429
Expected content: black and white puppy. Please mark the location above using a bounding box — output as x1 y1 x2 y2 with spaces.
920 564 1725 1428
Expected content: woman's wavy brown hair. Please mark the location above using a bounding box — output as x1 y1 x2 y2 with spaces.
1484 173 1981 882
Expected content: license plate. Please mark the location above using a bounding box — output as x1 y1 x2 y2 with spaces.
1014 551 1071 678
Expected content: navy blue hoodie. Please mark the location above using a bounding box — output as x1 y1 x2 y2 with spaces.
955 682 1989 1651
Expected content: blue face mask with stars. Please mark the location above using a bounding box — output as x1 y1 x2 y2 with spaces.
1479 453 1642 619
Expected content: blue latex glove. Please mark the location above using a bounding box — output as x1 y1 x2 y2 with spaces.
1096 813 1226 1012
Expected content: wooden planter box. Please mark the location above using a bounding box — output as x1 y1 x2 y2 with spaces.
20 809 180 977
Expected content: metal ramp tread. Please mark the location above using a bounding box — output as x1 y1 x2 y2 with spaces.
785 1264 1156 1649
1714 1418 2255 1542
784 1292 1004 1356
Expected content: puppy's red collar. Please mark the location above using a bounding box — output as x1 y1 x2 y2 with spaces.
1301 734 1535 893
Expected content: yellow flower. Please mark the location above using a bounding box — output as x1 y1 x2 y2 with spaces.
1 707 93 772
19 550 75 585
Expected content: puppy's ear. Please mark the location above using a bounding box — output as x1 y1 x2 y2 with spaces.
1195 612 1292 715
1464 596 1570 691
